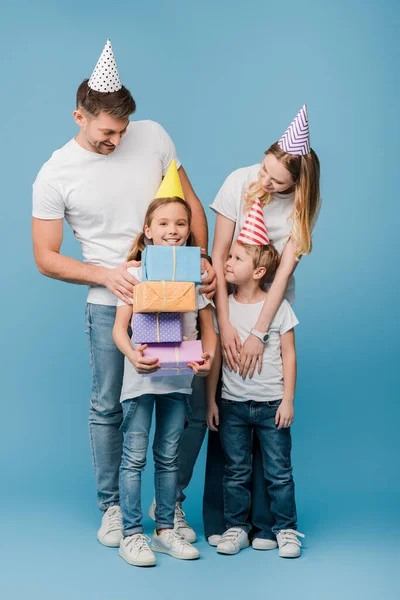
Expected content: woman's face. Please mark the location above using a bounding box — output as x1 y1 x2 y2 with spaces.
259 153 295 194
144 202 190 246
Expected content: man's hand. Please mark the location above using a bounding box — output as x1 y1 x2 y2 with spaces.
239 334 265 379
103 260 141 304
275 400 294 430
187 352 212 377
219 320 241 372
129 344 161 374
206 401 219 431
199 258 217 299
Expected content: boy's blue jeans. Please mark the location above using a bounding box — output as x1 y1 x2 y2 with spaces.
219 398 297 535
119 393 188 535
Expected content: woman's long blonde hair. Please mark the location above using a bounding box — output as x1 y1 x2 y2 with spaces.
245 142 320 257
127 196 194 261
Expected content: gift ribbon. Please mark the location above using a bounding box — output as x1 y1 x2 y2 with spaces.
171 246 177 282
156 314 160 343
155 344 183 375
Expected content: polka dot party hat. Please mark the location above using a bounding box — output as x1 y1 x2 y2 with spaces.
154 160 184 200
88 39 122 93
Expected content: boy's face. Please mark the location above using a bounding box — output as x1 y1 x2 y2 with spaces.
225 242 257 286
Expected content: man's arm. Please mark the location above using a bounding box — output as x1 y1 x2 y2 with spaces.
178 166 208 252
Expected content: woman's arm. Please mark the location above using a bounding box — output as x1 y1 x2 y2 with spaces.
239 237 300 378
211 213 242 371
206 337 222 431
187 305 217 376
275 328 296 430
112 305 160 374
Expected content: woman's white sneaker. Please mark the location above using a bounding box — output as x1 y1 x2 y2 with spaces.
152 529 200 560
216 528 250 555
208 535 222 546
252 538 278 550
119 534 156 567
276 529 305 558
148 498 197 543
97 506 123 547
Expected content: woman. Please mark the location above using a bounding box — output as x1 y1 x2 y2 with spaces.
203 105 321 548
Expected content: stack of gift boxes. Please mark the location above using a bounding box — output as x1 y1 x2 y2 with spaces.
132 245 204 377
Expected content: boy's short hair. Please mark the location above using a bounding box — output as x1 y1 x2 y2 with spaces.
76 79 136 119
239 242 281 287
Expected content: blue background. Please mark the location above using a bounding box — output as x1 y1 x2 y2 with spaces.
1 1 399 598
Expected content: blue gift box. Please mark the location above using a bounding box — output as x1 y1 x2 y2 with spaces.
142 246 201 284
132 312 183 344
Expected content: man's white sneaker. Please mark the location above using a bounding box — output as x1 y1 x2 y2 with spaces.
251 538 278 551
148 498 197 543
152 529 200 560
119 534 156 567
276 529 305 558
97 506 123 547
208 535 222 547
216 528 250 555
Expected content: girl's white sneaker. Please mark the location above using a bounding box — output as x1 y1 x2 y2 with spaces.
208 535 222 546
251 538 278 550
97 506 123 547
152 529 200 560
119 534 156 567
216 528 250 555
148 499 197 543
276 529 305 558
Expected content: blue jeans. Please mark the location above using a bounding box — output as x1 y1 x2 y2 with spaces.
85 304 124 512
219 399 297 535
119 393 187 535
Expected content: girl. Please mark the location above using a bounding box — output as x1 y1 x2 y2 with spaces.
113 196 216 567
204 105 321 550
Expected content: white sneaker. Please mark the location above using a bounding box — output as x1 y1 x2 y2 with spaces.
152 529 200 560
148 498 197 543
276 529 305 558
217 528 250 555
97 506 123 547
119 534 156 567
208 535 222 547
252 538 278 550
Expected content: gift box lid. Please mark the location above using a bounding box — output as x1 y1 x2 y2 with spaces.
142 246 201 283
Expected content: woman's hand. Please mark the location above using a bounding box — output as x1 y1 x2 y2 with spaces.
275 400 294 430
188 352 212 377
199 259 217 299
206 401 219 431
219 320 242 372
238 334 265 379
129 344 161 374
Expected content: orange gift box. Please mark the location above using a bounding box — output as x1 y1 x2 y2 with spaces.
133 281 196 313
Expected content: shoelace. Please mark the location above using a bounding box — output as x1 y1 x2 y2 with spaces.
174 504 189 528
278 529 305 547
162 529 192 550
106 507 122 532
126 534 151 552
220 528 245 544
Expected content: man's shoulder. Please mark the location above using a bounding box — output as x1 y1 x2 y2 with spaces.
36 139 79 178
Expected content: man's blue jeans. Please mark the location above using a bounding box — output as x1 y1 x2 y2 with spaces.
119 393 187 535
219 399 297 535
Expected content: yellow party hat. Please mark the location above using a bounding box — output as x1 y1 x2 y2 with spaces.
154 160 184 199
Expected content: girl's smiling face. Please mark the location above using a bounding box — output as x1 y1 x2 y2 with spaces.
144 202 190 246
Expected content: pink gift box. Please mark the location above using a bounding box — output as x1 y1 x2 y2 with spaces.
142 340 204 377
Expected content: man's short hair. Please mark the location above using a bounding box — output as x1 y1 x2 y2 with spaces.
76 79 136 120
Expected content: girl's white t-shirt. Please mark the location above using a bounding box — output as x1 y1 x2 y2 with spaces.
209 164 322 305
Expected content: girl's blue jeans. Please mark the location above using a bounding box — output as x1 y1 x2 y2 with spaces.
119 392 188 535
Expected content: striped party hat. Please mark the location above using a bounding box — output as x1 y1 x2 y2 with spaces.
88 40 122 93
278 105 310 156
237 198 270 245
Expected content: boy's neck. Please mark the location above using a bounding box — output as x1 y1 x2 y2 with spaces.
234 280 266 304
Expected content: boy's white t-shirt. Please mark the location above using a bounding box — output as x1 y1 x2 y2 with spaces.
209 164 322 305
32 120 180 306
118 267 211 401
216 295 299 402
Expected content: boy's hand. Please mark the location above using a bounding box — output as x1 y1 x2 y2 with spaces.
275 400 294 430
130 344 161 374
187 352 212 377
206 402 219 431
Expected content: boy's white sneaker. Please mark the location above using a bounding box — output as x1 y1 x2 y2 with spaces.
152 529 200 560
119 534 156 567
276 529 305 558
97 505 123 547
148 498 197 543
252 538 278 550
208 535 222 547
217 528 250 555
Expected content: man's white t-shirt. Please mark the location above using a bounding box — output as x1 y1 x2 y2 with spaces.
117 267 211 402
209 164 322 305
216 295 299 402
32 120 180 306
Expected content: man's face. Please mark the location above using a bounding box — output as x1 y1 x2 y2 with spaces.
75 110 129 154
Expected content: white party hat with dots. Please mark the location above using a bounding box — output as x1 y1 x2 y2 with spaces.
88 39 122 93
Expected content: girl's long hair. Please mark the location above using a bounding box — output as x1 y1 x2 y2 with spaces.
127 196 194 261
244 142 320 257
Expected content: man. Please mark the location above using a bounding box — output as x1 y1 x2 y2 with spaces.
32 40 215 546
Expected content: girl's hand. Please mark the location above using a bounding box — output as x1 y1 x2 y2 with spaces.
239 334 265 379
187 352 212 377
206 401 219 431
275 401 294 430
199 259 217 300
219 320 242 372
130 344 161 374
